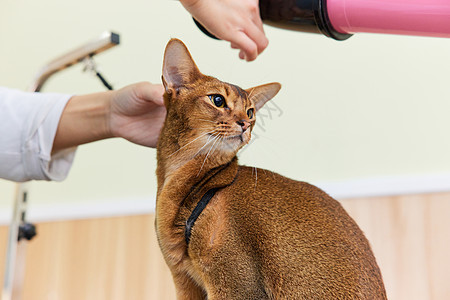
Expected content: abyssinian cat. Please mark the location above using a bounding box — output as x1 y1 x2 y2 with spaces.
156 39 386 299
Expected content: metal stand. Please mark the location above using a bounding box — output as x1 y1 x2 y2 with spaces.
2 31 120 300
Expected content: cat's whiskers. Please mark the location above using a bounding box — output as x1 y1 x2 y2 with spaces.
202 133 221 163
193 132 219 158
197 133 222 176
197 119 217 124
211 135 225 156
220 135 227 151
168 130 214 158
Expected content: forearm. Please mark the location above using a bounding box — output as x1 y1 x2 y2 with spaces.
52 91 113 153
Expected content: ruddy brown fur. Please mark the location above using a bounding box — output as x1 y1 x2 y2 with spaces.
155 39 386 299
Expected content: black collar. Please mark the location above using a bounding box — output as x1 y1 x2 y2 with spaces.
184 187 219 245
181 160 238 246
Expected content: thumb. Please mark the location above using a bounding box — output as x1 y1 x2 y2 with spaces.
135 82 165 106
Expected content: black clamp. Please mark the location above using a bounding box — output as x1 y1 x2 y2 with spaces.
18 222 37 241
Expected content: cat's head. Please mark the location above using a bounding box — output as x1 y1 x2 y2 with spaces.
160 38 280 162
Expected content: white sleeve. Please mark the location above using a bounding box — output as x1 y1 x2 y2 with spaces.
0 87 76 182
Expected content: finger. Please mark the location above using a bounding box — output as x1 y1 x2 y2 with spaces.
231 31 259 61
239 50 246 60
244 21 269 55
250 7 265 29
138 82 165 105
230 43 239 50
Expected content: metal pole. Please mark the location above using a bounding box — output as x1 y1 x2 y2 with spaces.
2 31 120 300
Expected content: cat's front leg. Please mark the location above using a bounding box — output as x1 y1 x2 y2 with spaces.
171 270 206 300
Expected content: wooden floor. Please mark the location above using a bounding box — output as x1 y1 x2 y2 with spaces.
0 192 449 299
0 215 176 300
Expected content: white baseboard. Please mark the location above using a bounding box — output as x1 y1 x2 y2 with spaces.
0 197 156 225
1 172 450 225
317 172 450 199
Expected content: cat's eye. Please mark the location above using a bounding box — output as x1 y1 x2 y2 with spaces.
247 108 254 119
208 94 226 108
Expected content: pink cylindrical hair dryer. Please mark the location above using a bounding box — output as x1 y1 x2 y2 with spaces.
195 0 450 41
327 0 450 39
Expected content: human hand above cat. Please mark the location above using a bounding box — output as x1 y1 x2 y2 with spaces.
52 82 166 153
109 82 166 148
180 0 268 61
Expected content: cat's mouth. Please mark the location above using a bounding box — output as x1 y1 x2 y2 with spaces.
201 132 246 153
198 128 250 155
222 132 250 148
224 134 243 142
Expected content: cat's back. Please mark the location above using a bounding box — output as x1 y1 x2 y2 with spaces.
216 166 386 299
224 166 368 249
227 165 353 225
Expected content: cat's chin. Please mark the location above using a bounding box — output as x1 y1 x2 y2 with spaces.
221 135 248 153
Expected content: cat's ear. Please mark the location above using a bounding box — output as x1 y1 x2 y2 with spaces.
246 83 281 112
162 39 201 94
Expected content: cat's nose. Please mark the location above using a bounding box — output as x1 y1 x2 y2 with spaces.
237 120 251 132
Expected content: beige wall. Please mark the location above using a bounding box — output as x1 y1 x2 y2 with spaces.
1 0 450 211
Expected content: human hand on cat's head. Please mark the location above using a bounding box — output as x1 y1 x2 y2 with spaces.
180 0 267 61
108 82 167 148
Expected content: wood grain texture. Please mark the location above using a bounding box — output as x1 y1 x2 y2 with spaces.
0 215 176 300
340 193 450 300
0 193 449 299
